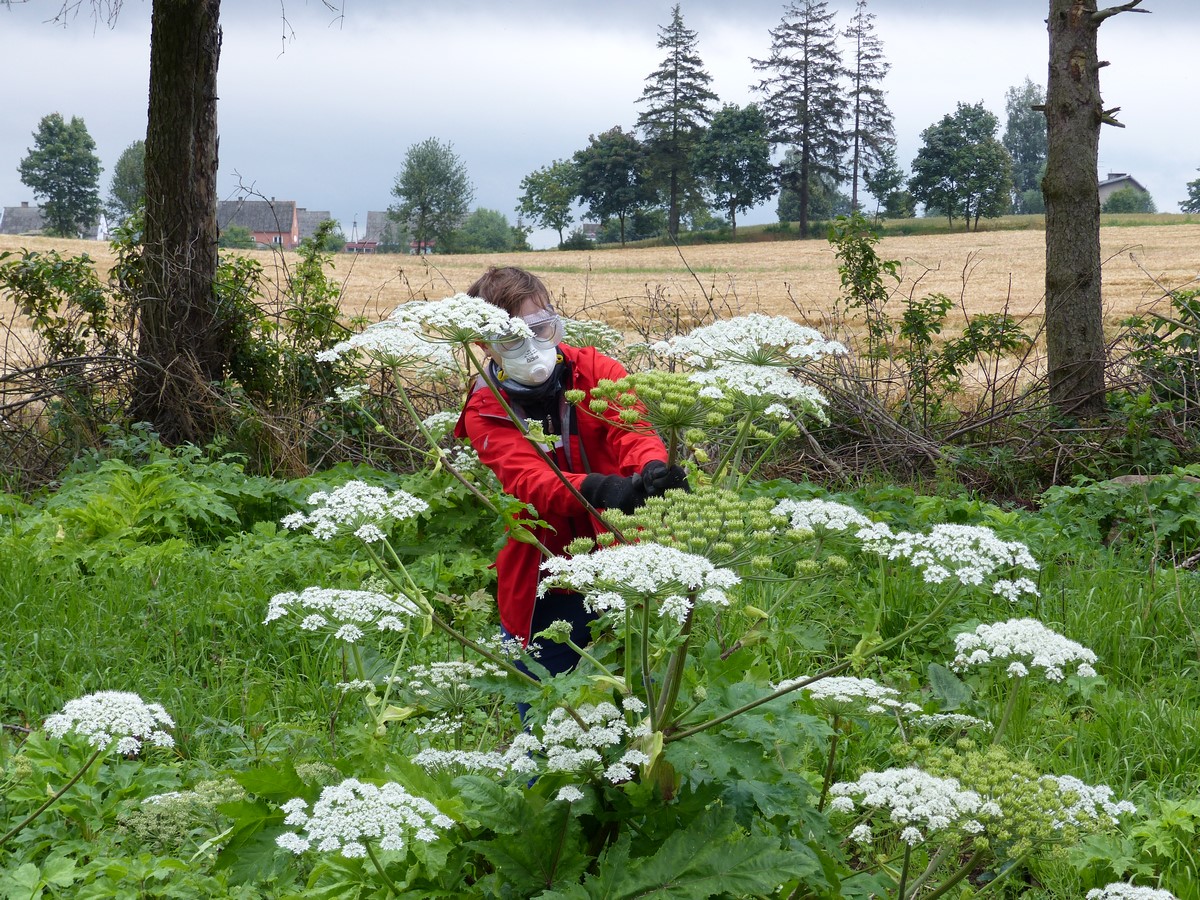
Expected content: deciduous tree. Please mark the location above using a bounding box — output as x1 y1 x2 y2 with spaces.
752 0 848 239
517 160 578 247
573 127 653 247
17 112 102 237
636 4 718 241
691 104 775 237
389 137 475 252
1102 185 1155 213
908 102 1012 231
1182 169 1200 214
1003 77 1048 213
1043 0 1148 417
842 0 894 212
107 139 146 222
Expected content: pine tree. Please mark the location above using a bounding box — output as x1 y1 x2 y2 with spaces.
842 0 894 212
636 4 718 240
752 0 848 238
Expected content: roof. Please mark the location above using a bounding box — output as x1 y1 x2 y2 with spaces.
297 208 332 241
1098 172 1150 193
217 198 296 234
0 204 46 235
364 210 405 243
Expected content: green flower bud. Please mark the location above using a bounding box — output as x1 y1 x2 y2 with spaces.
589 399 610 415
565 537 596 556
564 389 586 405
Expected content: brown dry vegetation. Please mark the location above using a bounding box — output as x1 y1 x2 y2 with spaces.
4 224 1199 346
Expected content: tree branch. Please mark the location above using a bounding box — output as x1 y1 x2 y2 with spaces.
1092 1 1150 25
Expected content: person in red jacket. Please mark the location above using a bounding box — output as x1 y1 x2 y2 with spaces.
454 266 687 677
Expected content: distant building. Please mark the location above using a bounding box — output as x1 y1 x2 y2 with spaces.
580 222 601 242
0 201 107 239
217 197 300 248
1098 172 1150 206
296 208 332 243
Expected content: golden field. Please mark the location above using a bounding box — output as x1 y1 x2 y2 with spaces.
3 224 1199 343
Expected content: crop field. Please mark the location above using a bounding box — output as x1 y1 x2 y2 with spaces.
4 222 1199 343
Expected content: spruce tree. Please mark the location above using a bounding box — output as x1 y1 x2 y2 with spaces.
636 4 718 240
752 0 848 238
842 0 894 212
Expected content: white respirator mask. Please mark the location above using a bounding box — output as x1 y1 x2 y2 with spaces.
489 309 564 386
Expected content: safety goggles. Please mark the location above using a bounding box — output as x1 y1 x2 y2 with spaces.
491 308 565 358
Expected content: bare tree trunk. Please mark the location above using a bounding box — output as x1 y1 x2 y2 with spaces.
133 0 225 443
1043 0 1145 417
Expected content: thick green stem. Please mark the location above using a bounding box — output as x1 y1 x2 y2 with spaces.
364 840 402 897
713 412 755 485
640 599 658 732
902 843 952 899
0 745 105 846
817 715 841 812
915 848 983 900
654 601 696 729
896 844 913 900
991 676 1022 745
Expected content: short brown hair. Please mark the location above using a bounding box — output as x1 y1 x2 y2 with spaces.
466 266 551 316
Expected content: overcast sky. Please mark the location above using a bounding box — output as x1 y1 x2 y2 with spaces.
1 0 1195 249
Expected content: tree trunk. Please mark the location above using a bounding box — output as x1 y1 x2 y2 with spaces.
133 0 224 443
1043 0 1130 418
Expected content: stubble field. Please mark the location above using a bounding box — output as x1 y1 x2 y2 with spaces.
3 224 1199 346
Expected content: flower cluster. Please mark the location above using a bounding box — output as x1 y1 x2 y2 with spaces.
653 313 847 367
264 587 420 643
561 317 623 354
277 778 454 858
908 713 994 732
779 675 921 716
316 319 456 373
689 363 830 421
772 498 874 535
281 480 429 542
421 410 461 441
44 691 175 756
414 698 650 787
857 522 1040 599
388 292 530 344
952 618 1099 682
585 371 732 434
594 488 782 569
1087 885 1178 900
829 766 996 846
539 542 740 624
1041 773 1138 827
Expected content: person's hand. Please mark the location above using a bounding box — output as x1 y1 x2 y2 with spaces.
580 473 647 514
641 460 690 496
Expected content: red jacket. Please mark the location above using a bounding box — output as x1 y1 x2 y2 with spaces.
454 343 667 641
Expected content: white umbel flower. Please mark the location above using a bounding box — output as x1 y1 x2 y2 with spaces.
773 498 873 534
389 292 532 344
281 480 429 541
264 587 420 642
539 542 740 613
653 313 847 367
316 319 456 372
830 767 992 841
1086 884 1178 900
778 675 921 715
952 618 1099 683
276 778 453 858
1042 774 1137 826
44 691 175 755
687 364 830 419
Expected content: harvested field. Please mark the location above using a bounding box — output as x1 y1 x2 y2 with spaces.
4 224 1199 345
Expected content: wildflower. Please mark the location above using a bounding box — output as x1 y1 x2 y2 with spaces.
687 363 830 421
264 587 420 643
653 313 847 367
316 319 457 372
421 410 461 440
557 785 586 803
951 618 1099 683
281 480 429 541
1042 774 1138 827
389 292 531 345
561 318 623 353
44 691 175 756
908 713 994 732
1086 884 1179 900
778 675 920 716
539 542 740 616
773 498 873 534
858 522 1040 596
829 767 990 842
276 778 454 858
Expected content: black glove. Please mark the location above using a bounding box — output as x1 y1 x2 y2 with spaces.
640 460 690 497
580 473 647 514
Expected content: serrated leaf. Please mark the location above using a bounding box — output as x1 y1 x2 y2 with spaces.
928 662 973 710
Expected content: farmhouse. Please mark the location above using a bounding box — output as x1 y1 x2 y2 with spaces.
296 208 332 243
217 198 300 249
1098 172 1150 205
0 201 106 239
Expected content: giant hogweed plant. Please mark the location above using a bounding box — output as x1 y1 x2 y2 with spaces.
1 294 1162 897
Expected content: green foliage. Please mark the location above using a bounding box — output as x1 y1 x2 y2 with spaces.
106 139 146 224
1121 288 1200 426
692 103 774 236
389 137 475 250
1103 185 1157 214
1181 168 1200 214
447 208 518 254
518 159 578 245
828 211 899 355
573 126 655 246
909 101 1014 229
1003 77 1048 201
17 112 102 237
217 225 256 249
